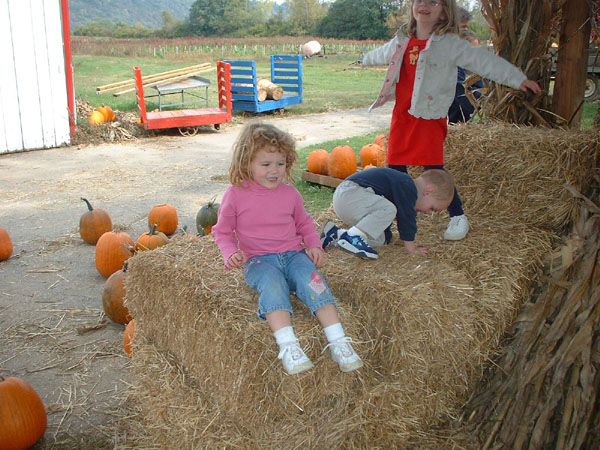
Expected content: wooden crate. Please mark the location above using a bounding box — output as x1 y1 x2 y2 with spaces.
301 170 344 188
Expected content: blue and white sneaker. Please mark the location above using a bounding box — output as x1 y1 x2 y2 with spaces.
320 221 340 249
337 232 378 260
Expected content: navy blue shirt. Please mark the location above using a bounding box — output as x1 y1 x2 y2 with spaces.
347 167 417 241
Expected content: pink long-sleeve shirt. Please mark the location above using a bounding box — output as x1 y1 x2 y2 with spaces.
212 181 322 264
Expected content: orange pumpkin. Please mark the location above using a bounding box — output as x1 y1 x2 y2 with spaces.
102 264 132 324
123 319 136 356
306 149 329 175
88 110 105 125
373 133 388 151
327 145 357 180
97 105 115 122
148 203 178 235
135 224 169 251
79 198 112 245
359 143 386 167
95 230 134 278
0 227 13 262
0 376 47 450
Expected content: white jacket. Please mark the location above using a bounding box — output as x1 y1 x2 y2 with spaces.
362 31 527 119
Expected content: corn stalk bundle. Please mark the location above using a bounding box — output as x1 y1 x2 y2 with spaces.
465 188 600 449
478 0 567 126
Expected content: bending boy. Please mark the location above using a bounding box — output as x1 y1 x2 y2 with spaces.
321 168 455 259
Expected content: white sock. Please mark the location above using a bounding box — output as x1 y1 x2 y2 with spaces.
348 226 368 240
323 322 345 343
274 325 297 347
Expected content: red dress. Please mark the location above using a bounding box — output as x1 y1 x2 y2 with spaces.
387 37 447 166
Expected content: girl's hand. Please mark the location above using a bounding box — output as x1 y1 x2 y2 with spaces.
520 79 542 94
306 247 324 269
225 251 246 270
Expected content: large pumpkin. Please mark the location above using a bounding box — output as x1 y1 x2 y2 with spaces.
97 105 115 122
148 203 178 235
327 145 357 180
95 230 134 278
123 319 136 356
306 149 329 175
79 198 112 245
359 143 386 167
196 199 220 235
0 227 13 261
102 264 132 324
0 376 47 450
135 224 169 251
88 110 105 125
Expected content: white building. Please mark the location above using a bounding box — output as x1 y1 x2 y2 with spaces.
1 0 74 154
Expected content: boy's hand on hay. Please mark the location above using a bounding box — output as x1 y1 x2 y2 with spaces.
225 251 247 270
520 79 541 94
403 241 430 256
306 246 324 269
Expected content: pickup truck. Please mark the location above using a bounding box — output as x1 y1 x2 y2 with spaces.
551 46 600 101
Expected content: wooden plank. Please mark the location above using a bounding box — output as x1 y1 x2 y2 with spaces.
44 0 70 147
0 0 23 153
9 0 45 150
301 171 344 188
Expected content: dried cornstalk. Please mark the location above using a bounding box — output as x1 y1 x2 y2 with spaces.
465 190 600 449
478 0 567 125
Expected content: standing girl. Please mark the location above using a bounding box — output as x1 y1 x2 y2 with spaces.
212 121 363 375
362 0 541 240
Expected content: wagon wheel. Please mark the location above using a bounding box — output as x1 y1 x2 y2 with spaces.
178 127 198 137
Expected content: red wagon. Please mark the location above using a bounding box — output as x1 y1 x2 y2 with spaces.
134 61 232 135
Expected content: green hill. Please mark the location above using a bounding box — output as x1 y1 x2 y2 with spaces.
69 0 195 29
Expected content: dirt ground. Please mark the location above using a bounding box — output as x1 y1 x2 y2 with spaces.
0 105 393 447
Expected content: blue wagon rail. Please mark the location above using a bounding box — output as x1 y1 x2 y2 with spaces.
226 55 303 113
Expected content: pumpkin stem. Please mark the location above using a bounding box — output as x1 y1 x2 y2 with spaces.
81 197 94 211
208 195 217 206
148 223 158 236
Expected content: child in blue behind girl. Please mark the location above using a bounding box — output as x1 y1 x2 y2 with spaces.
212 121 363 376
362 0 541 241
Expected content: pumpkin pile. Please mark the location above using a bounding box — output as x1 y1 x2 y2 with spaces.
306 134 388 180
88 105 116 125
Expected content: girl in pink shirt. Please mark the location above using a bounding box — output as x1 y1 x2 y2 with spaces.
212 121 363 375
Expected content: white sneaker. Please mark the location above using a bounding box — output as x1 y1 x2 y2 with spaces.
324 337 364 372
278 341 314 375
443 214 469 240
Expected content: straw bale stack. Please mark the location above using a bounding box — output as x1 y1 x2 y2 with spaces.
120 122 599 448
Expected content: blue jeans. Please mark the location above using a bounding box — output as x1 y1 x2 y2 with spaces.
388 164 464 217
244 250 337 321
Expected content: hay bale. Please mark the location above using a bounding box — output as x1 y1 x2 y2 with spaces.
119 124 597 447
122 217 551 447
445 122 598 232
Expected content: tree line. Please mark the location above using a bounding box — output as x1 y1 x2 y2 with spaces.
73 0 485 41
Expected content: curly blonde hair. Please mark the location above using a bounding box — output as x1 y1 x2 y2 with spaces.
401 0 460 37
229 121 297 187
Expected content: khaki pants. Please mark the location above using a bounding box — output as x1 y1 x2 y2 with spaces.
332 180 396 247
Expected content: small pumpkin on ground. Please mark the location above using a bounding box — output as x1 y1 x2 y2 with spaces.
0 227 13 261
373 133 388 151
196 199 220 235
88 110 105 125
79 198 112 245
102 263 132 324
135 224 169 251
359 143 386 167
95 230 134 278
123 318 136 356
148 203 178 235
327 145 357 180
306 149 329 175
97 105 115 122
0 375 47 450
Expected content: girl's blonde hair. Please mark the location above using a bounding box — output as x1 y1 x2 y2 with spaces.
401 0 460 37
229 121 297 187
